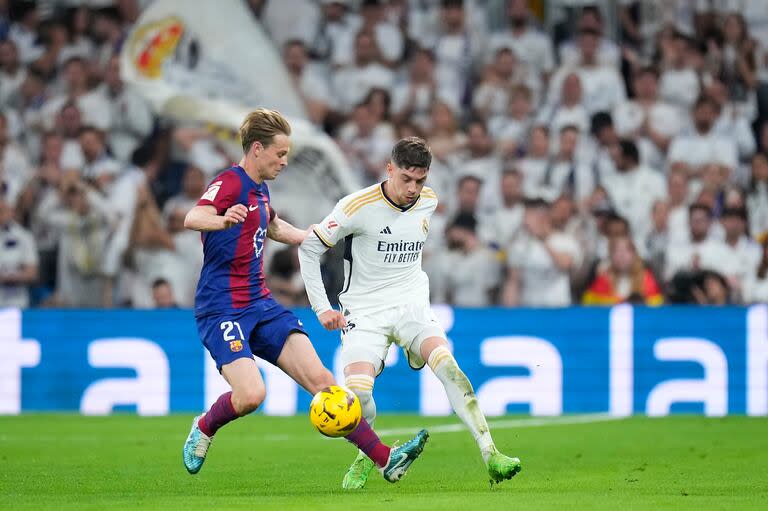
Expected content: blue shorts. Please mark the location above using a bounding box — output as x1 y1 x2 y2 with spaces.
196 297 307 371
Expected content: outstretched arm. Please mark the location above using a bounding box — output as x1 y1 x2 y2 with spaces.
184 204 247 232
298 232 346 330
267 211 311 245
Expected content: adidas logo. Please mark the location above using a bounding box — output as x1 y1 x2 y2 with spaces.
380 226 392 234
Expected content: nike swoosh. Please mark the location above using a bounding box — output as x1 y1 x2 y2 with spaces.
248 205 258 211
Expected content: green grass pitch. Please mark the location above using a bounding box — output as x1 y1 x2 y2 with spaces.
1 414 766 510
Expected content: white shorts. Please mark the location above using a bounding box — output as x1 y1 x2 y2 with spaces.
340 303 446 374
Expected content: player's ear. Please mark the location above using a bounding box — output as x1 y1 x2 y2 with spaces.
386 161 394 177
251 141 263 157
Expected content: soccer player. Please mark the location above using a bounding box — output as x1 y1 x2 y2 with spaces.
182 109 428 482
298 137 522 489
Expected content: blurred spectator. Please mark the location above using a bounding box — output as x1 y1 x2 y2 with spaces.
479 168 524 249
0 193 38 307
41 180 112 307
0 39 25 106
96 55 154 163
426 100 465 164
163 165 206 222
644 199 670 279
283 39 332 127
391 48 454 130
666 167 692 245
613 65 681 169
582 235 663 306
430 0 485 110
151 278 178 308
659 31 701 112
433 212 500 306
719 206 761 299
707 13 758 113
558 6 620 68
0 111 32 206
548 28 626 116
308 0 357 64
7 1 42 64
488 84 533 160
472 47 539 121
707 78 756 174
453 174 482 218
692 270 731 305
354 0 404 68
518 124 550 198
331 30 395 115
743 238 768 303
451 120 502 207
488 0 555 80
336 101 393 184
539 125 594 202
667 96 738 182
603 139 666 241
540 72 589 134
665 203 731 281
747 152 768 239
502 198 581 307
41 56 110 131
15 131 65 292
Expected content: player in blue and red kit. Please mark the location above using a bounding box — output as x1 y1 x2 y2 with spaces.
182 109 428 483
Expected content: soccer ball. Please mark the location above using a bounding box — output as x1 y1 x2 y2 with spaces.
309 385 362 437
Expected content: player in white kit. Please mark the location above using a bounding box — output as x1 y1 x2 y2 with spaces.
298 137 521 489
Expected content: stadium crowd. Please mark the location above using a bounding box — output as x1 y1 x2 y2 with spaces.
2 0 768 309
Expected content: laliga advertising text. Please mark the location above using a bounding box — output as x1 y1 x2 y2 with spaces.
1 305 767 416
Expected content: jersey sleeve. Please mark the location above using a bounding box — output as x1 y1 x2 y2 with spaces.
312 199 357 248
197 171 241 214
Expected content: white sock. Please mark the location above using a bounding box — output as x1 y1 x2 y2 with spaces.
346 374 376 460
428 346 496 464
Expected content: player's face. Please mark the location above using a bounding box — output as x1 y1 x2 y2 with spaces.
255 134 291 181
386 163 428 205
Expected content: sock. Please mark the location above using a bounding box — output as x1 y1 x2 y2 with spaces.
428 346 496 463
346 374 377 461
198 391 239 437
346 374 376 426
344 418 391 468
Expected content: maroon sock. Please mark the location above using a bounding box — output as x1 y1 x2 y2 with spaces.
198 391 239 437
344 418 391 468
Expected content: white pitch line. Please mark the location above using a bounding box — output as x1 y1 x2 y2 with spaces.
375 413 624 437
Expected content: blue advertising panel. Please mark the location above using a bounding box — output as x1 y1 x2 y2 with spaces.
0 305 766 416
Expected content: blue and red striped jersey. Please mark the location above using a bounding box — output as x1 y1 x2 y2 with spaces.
194 165 275 317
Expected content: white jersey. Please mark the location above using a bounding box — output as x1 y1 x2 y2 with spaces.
301 182 438 316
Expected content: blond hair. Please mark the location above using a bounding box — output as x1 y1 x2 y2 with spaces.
239 108 291 153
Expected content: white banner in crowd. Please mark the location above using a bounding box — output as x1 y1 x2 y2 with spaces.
120 0 361 225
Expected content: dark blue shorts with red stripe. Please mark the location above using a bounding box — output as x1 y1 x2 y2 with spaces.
196 297 307 371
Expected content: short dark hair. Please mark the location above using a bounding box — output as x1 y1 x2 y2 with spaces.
152 278 170 290
391 137 432 170
590 111 613 136
458 174 482 189
689 202 713 218
619 139 639 164
450 212 477 232
721 207 747 221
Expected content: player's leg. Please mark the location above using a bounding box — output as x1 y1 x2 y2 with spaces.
275 332 391 466
419 336 521 483
270 326 428 484
184 314 265 474
342 361 378 490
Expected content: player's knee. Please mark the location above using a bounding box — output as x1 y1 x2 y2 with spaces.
308 368 335 395
427 345 457 372
232 386 266 415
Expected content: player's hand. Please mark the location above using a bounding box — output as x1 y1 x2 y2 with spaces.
223 204 248 228
319 310 346 331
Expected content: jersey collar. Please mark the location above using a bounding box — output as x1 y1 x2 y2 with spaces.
380 181 419 212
